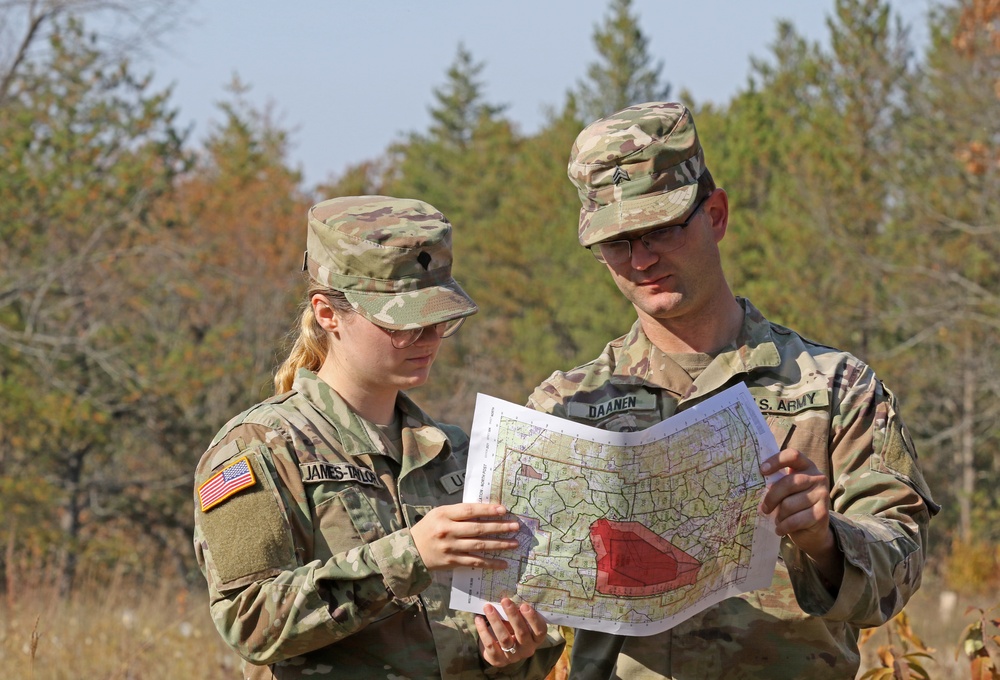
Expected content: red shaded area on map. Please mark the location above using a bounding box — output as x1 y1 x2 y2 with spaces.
590 519 701 596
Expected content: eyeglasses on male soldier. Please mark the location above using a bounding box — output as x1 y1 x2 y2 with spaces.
589 198 707 265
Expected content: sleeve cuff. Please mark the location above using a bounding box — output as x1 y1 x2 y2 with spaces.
368 528 433 599
782 513 873 620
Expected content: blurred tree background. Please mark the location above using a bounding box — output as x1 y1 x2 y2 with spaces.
1 0 999 675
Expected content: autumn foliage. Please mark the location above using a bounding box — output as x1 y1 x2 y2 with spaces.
1 0 999 678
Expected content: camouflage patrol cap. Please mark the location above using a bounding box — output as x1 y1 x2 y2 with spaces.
304 196 477 330
568 102 708 247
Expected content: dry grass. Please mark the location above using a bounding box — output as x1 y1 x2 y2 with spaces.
1 569 995 679
0 575 236 679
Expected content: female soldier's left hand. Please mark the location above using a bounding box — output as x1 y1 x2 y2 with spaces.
475 597 549 667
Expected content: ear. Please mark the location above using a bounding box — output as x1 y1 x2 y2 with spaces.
705 188 730 243
311 293 340 333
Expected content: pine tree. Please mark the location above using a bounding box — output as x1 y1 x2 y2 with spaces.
577 0 670 122
381 45 520 425
0 17 187 594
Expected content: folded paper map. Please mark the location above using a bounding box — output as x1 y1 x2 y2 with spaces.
449 383 782 636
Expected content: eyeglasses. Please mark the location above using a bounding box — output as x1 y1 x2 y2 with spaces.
589 198 706 265
378 317 466 349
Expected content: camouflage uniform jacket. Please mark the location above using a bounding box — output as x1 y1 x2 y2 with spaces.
193 369 563 679
526 298 937 680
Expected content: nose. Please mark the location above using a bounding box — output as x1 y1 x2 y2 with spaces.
629 238 660 271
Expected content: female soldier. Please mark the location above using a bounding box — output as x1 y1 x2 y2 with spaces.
193 196 562 679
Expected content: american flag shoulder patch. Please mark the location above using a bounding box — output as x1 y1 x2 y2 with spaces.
199 455 256 512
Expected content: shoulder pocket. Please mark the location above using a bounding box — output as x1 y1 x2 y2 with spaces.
199 446 297 591
871 386 939 514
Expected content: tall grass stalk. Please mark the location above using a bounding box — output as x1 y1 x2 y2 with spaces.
1 570 234 679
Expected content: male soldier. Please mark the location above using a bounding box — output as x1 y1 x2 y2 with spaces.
527 102 938 679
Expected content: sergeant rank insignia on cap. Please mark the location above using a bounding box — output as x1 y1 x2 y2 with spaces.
198 456 256 512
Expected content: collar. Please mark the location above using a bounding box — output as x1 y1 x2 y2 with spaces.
609 298 782 398
292 369 451 467
689 298 782 399
609 323 693 397
396 391 453 474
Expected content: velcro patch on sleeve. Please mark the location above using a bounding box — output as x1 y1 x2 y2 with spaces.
199 449 296 588
199 456 256 512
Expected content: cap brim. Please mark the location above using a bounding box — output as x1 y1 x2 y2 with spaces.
344 279 478 330
578 183 698 247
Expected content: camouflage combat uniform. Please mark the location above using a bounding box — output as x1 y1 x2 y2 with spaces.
194 369 563 679
527 299 938 680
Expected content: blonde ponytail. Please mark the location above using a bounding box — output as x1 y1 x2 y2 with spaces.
273 285 353 394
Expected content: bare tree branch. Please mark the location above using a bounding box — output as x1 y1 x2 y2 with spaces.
0 0 49 103
0 0 189 104
879 260 1000 308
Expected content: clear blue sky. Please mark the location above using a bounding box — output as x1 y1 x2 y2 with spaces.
146 0 932 187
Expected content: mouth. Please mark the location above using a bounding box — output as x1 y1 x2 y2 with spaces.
635 273 670 287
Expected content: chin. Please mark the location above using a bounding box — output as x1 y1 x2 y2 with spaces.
645 290 691 313
397 370 432 389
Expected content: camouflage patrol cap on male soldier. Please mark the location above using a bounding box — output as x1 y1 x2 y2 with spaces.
303 195 477 330
568 102 708 247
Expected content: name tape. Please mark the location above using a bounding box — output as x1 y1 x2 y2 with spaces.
753 389 829 415
438 470 465 495
299 462 382 487
566 392 657 420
